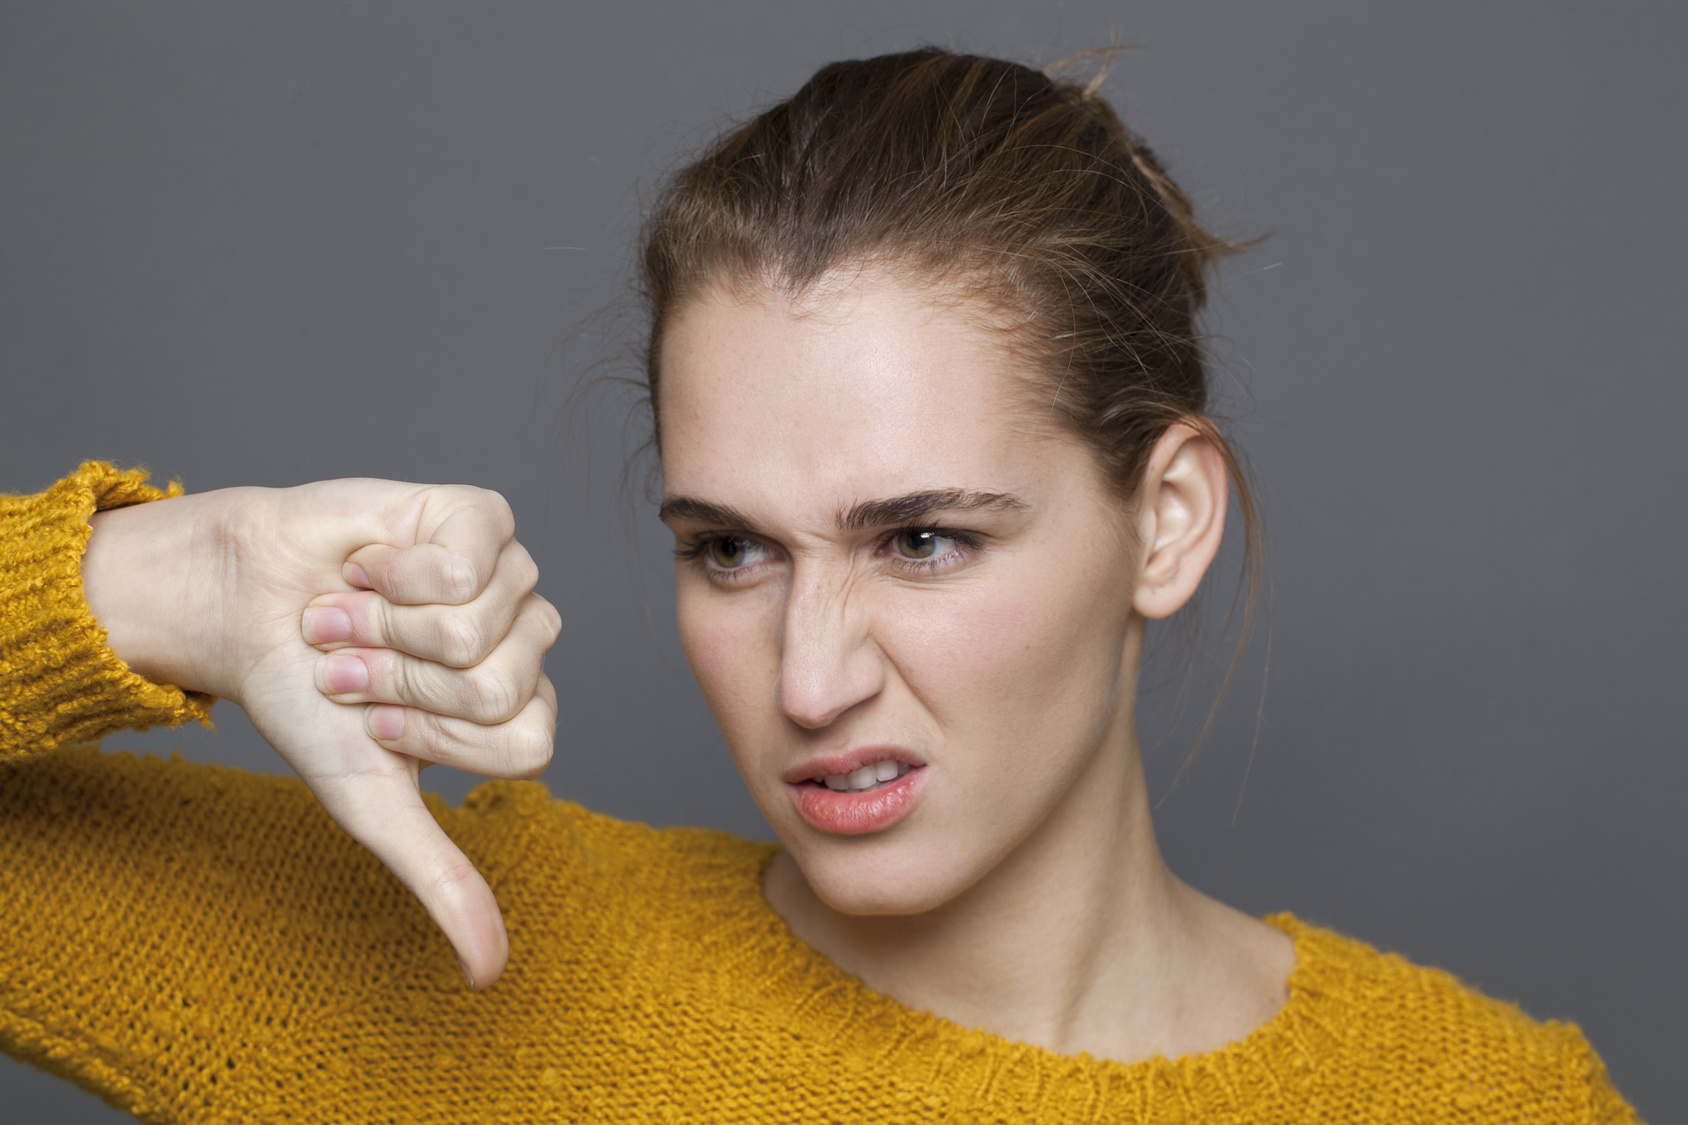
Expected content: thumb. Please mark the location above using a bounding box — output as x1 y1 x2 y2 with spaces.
317 767 510 988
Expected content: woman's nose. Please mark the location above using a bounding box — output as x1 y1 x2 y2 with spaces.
774 570 884 729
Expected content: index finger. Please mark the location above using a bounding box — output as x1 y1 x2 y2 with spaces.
346 487 516 606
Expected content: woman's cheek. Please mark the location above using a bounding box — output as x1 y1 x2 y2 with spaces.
676 587 781 746
890 570 1127 764
880 588 1038 735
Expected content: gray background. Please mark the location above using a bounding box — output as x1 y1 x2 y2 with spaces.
2 2 1682 1120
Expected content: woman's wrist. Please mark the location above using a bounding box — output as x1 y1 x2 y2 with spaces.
81 489 240 701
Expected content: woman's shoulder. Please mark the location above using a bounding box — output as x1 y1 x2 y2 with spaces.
1277 911 1581 1044
1271 913 1638 1121
517 796 777 901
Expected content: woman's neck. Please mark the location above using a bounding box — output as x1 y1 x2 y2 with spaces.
762 735 1295 1064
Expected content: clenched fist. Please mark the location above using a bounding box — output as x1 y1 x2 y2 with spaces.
81 479 561 989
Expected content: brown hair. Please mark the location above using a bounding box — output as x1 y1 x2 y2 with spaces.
638 48 1260 744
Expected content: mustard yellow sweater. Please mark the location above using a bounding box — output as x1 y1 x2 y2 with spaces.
0 466 1644 1123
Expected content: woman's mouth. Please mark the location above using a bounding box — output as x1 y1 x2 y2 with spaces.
812 760 913 792
787 756 925 835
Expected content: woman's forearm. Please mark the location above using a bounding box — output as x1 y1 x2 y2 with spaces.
81 489 242 699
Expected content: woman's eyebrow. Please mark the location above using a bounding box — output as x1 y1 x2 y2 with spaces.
658 489 1025 533
839 489 1025 531
658 496 756 530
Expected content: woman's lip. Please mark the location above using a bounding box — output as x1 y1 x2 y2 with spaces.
782 748 923 785
789 767 925 836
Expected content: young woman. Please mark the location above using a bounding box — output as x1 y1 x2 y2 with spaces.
0 50 1641 1122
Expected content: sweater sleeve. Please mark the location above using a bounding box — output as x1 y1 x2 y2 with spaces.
0 462 215 760
0 745 494 1122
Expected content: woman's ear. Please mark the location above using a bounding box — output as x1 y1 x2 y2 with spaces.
1131 423 1228 620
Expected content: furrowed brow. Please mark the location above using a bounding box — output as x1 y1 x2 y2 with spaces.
658 496 757 530
839 489 1025 531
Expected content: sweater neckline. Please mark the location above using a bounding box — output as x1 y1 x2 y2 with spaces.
695 845 1348 1105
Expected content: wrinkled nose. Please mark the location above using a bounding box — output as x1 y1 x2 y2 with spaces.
775 568 884 729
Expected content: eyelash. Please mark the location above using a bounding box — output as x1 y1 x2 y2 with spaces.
674 526 983 583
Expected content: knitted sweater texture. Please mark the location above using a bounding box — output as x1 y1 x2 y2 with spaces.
0 467 1644 1123
0 463 212 755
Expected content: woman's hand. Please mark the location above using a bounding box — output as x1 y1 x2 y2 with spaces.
81 479 561 989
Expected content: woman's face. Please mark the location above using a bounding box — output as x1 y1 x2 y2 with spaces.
659 269 1149 916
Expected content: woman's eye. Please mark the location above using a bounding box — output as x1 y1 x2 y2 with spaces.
893 529 957 560
705 536 763 569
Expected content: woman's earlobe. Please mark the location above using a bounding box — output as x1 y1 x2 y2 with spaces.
1131 425 1228 620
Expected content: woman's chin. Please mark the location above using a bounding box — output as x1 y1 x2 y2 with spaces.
774 835 976 919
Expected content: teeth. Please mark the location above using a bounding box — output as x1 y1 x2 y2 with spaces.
815 761 913 792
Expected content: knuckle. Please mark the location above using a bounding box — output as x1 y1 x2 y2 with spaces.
511 548 540 593
482 489 516 534
368 594 397 645
376 553 406 595
387 655 417 706
503 722 553 780
465 671 521 724
414 708 450 750
537 599 563 646
437 612 487 668
440 553 479 603
457 485 516 535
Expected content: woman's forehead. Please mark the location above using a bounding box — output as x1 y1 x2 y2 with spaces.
657 271 1067 513
663 270 1017 397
